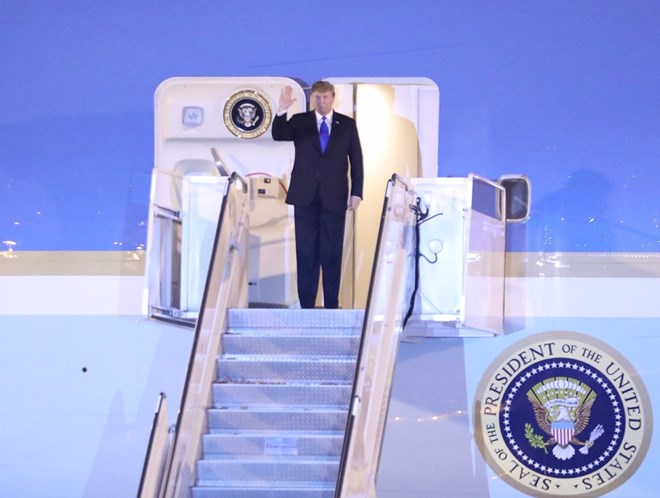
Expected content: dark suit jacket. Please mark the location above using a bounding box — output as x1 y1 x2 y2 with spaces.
272 110 364 210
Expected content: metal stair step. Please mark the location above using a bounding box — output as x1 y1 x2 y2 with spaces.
226 327 360 337
217 357 356 383
222 334 360 356
192 482 335 498
207 407 348 432
227 308 365 331
202 430 344 457
196 454 339 483
213 383 352 408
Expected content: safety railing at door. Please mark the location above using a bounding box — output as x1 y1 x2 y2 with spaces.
336 174 418 498
139 172 250 498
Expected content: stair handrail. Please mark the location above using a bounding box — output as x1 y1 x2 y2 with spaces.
137 393 172 498
153 171 250 498
336 173 418 498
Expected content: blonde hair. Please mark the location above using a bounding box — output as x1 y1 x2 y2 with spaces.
311 80 335 95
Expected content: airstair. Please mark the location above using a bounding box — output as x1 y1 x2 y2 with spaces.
139 173 418 498
138 167 510 498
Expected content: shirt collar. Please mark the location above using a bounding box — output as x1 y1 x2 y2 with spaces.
315 110 333 123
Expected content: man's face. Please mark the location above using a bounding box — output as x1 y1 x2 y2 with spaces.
313 90 335 115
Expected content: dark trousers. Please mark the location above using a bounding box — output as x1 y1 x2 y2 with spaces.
294 197 347 309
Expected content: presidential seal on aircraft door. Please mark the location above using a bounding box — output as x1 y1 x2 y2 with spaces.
223 89 272 139
474 331 652 497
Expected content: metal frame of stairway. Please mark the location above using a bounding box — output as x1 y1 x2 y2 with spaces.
335 175 417 497
139 173 417 498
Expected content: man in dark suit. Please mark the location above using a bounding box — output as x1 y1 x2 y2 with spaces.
272 80 364 309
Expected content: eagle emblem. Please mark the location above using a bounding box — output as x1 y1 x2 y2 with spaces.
474 333 653 497
526 377 605 460
236 102 260 128
223 89 272 139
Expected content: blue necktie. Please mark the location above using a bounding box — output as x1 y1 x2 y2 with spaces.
319 116 329 152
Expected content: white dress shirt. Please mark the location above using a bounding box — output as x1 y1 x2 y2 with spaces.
316 111 333 134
